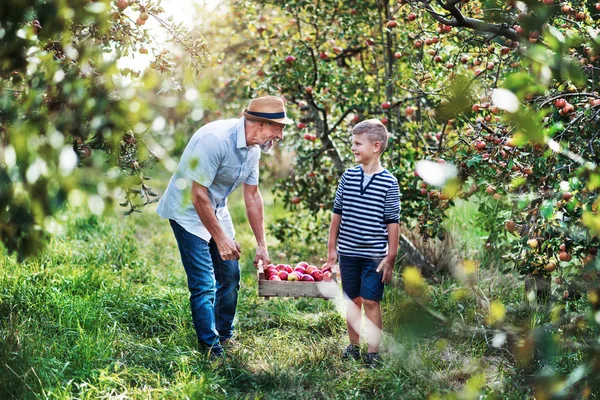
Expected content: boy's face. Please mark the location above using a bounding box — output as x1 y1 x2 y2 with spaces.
351 133 380 164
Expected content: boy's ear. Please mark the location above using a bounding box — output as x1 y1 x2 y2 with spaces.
373 141 382 153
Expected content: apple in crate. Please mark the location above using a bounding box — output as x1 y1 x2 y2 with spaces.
284 264 293 274
311 270 323 281
305 265 317 274
288 271 301 281
296 261 309 269
302 274 315 282
294 266 306 274
269 275 281 281
323 271 333 282
277 270 289 280
276 264 287 271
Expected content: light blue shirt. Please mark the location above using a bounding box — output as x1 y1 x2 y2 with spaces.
156 118 260 242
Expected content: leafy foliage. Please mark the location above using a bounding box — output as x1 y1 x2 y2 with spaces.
0 0 209 259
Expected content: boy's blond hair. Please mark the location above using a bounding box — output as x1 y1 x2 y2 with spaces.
352 119 390 153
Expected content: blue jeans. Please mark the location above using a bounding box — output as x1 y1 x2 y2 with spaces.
169 220 240 353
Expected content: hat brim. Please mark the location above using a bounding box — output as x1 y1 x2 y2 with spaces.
243 110 294 125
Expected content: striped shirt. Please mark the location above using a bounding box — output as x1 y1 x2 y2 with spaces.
333 166 400 259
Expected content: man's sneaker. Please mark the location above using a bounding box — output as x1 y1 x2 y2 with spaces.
220 338 240 350
342 344 361 361
364 352 382 368
200 344 224 361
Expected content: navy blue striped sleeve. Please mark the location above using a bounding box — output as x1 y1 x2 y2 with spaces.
332 171 347 214
383 180 400 224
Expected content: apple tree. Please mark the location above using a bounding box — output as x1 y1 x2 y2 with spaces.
0 0 209 259
199 0 600 393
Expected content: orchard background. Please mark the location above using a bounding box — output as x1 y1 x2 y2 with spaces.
2 0 600 398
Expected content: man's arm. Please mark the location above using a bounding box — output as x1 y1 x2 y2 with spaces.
191 181 240 260
243 183 269 268
327 213 341 268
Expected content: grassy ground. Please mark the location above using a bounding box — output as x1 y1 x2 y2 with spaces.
0 188 592 399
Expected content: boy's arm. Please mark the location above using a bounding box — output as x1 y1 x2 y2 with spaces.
327 213 342 268
377 223 399 283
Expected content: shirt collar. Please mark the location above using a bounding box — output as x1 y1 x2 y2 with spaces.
236 118 248 149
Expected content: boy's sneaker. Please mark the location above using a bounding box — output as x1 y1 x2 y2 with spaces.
364 352 382 368
342 344 361 361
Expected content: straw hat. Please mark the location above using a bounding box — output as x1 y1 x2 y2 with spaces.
243 96 294 125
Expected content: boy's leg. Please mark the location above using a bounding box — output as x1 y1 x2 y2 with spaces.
360 258 386 354
209 239 241 343
363 299 382 353
346 296 363 345
339 256 363 345
169 220 222 355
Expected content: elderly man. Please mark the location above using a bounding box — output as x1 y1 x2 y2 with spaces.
156 96 293 357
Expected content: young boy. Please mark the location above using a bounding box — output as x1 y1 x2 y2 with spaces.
327 119 400 367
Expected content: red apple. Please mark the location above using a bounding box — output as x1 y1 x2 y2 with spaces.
278 271 289 280
117 0 129 10
296 261 309 269
305 86 314 94
319 52 328 60
286 272 298 281
269 275 281 281
302 274 315 282
311 270 323 281
323 271 333 282
276 264 286 271
387 20 398 28
284 265 293 274
288 271 301 281
305 265 317 274
407 13 417 21
285 55 296 63
381 101 391 110
405 106 414 115
298 122 307 129
294 266 306 274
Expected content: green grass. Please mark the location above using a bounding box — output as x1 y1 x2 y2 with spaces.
0 190 595 399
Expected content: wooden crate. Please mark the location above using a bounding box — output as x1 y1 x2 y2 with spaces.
257 264 339 300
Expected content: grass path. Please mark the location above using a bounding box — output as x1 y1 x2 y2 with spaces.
1 190 549 398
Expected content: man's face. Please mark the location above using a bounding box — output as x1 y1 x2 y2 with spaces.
258 122 285 153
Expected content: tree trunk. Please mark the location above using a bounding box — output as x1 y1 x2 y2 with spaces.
399 234 437 277
524 274 551 302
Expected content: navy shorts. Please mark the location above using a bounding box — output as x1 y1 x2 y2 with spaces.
339 255 384 301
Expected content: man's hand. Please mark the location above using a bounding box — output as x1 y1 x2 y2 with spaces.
254 246 270 269
215 237 241 261
327 249 338 271
376 257 394 284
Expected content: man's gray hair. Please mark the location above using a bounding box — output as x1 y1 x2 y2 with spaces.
352 119 390 153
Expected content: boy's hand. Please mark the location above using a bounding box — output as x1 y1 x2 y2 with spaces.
327 249 338 271
376 257 394 284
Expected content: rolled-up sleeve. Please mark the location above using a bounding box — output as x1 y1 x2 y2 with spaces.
384 181 400 224
332 172 347 215
244 153 260 185
184 134 223 187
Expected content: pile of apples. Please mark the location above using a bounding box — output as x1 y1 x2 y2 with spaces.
264 262 333 282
